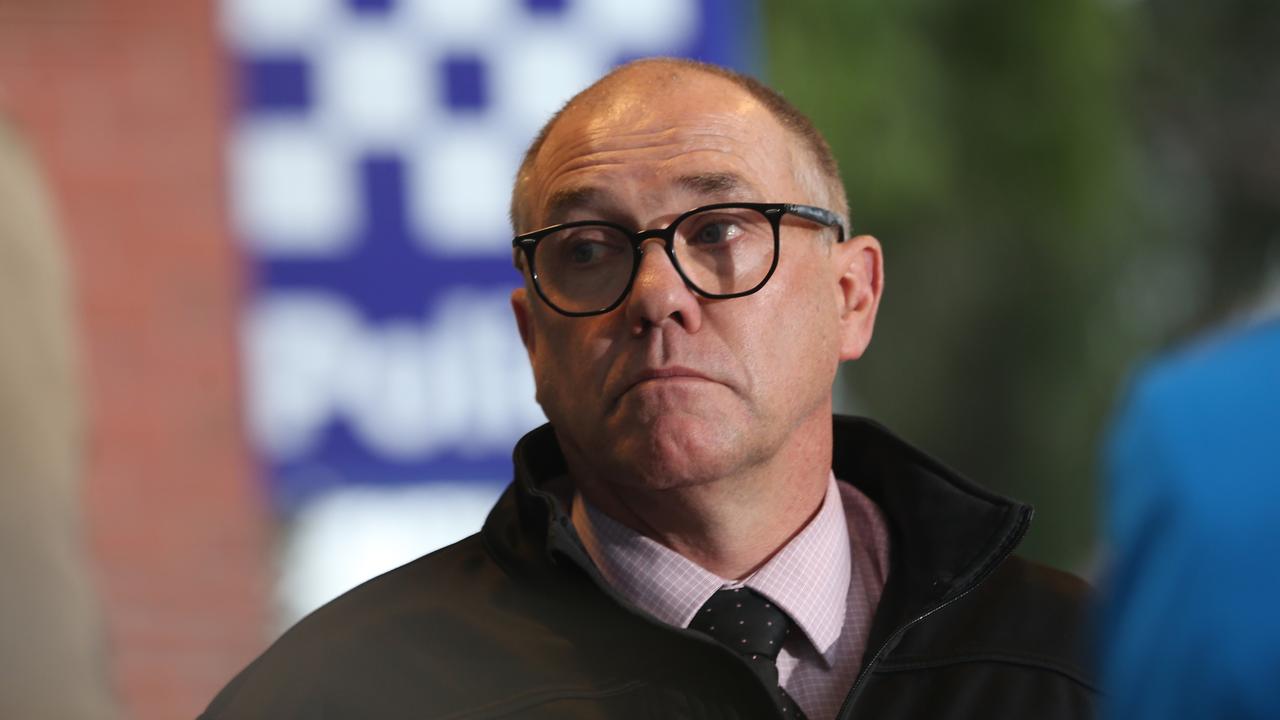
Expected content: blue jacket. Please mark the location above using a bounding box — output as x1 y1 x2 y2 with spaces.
1102 318 1280 719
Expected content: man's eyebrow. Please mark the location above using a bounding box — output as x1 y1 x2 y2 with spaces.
676 172 750 199
544 186 607 225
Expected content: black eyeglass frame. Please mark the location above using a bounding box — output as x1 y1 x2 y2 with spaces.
512 202 847 317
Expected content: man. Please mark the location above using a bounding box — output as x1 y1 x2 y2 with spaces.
204 59 1094 719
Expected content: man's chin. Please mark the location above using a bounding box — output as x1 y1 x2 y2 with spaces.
603 412 745 490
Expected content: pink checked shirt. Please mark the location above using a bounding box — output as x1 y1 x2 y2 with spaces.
571 473 891 720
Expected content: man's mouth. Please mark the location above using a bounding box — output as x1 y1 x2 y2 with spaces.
621 366 716 396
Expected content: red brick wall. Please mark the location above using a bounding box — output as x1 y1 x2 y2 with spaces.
0 2 271 718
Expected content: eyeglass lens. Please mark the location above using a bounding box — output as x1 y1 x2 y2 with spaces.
534 206 776 314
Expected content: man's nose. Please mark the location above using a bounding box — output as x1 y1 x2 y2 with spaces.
623 239 703 334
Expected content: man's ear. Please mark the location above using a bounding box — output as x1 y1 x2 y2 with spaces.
834 234 884 361
511 287 535 357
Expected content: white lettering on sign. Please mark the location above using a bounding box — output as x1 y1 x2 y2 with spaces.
244 288 545 462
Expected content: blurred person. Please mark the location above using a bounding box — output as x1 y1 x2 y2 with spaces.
1102 312 1280 719
204 59 1095 719
0 115 117 718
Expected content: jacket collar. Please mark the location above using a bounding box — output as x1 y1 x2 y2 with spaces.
825 416 1031 654
488 415 1031 649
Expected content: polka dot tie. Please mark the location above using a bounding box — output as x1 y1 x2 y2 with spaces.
689 587 809 719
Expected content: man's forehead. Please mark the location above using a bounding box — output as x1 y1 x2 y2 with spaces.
543 172 760 224
528 72 794 220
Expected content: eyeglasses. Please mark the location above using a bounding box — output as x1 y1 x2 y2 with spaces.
512 202 846 317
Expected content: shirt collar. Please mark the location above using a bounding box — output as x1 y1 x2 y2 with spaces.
572 491 723 630
745 475 851 659
572 472 852 666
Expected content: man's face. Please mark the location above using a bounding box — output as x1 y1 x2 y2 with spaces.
511 69 880 491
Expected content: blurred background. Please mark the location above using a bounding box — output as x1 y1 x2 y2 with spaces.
0 0 1275 717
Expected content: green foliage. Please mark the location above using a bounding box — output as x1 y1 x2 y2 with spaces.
763 0 1147 569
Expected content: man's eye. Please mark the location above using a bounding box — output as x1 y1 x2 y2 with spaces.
570 242 603 264
692 221 742 246
565 238 620 265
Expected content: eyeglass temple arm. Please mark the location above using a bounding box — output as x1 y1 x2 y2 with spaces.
783 203 847 242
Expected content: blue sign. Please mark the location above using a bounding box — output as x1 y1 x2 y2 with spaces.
223 0 758 512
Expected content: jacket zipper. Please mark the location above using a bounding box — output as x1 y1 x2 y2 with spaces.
835 506 1032 719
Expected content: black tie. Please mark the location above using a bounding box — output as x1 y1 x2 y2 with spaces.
689 587 809 719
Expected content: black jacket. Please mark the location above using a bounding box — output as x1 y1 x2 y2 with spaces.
202 416 1096 719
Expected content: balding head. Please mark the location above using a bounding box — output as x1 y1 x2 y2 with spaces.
506 53 884 508
509 58 848 235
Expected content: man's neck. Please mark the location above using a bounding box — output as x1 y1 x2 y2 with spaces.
572 413 832 580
